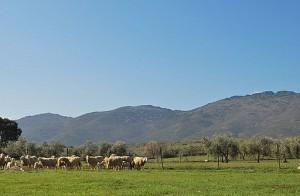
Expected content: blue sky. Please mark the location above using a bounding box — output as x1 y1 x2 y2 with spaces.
0 0 300 119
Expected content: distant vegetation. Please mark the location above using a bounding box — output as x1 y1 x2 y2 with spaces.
2 134 300 167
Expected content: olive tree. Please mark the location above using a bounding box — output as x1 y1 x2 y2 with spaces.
209 134 239 163
111 141 127 155
291 137 300 159
99 143 112 156
4 137 27 158
82 141 99 156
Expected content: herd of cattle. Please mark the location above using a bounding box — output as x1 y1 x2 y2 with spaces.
0 153 148 171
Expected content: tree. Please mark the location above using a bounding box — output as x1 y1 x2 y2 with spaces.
99 143 112 156
279 139 293 163
4 137 27 158
82 141 99 156
248 138 261 163
291 137 300 159
203 137 212 160
248 137 273 163
0 117 22 147
144 141 160 159
50 141 65 157
162 144 180 158
111 141 127 155
72 146 85 157
239 139 249 160
260 137 273 159
27 142 39 156
229 141 239 160
209 134 238 163
39 142 52 157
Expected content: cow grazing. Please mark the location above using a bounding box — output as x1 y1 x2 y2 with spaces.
20 155 38 168
38 157 58 169
132 157 147 170
86 155 104 170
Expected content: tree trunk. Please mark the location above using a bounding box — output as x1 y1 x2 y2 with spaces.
276 144 281 169
225 151 229 163
225 155 229 163
257 151 260 163
160 147 164 170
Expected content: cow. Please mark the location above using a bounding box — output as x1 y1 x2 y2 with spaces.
132 157 147 170
86 155 104 170
20 155 38 168
38 157 58 169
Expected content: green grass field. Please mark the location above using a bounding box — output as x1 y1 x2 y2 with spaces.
1 157 300 195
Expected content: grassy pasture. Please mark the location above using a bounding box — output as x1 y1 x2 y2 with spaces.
146 156 299 171
0 157 300 195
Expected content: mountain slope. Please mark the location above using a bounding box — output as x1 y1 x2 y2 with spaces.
17 113 73 142
16 91 300 145
171 91 300 139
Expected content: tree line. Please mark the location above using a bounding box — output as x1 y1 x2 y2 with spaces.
1 134 300 164
1 138 129 159
143 135 300 163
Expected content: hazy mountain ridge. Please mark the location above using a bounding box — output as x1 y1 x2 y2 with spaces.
16 91 300 145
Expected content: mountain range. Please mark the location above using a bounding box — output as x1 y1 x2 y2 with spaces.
16 91 300 146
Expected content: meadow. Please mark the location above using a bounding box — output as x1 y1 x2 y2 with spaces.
0 157 300 195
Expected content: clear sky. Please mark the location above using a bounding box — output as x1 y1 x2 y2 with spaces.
1 0 300 119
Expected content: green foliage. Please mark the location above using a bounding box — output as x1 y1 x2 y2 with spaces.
162 144 180 158
111 141 127 155
4 137 27 158
0 117 22 147
260 137 274 157
3 139 66 158
81 141 99 156
290 137 300 158
4 134 300 165
39 142 52 157
49 141 65 157
99 143 112 156
208 134 238 162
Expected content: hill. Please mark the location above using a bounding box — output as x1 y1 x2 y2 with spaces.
16 91 300 145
